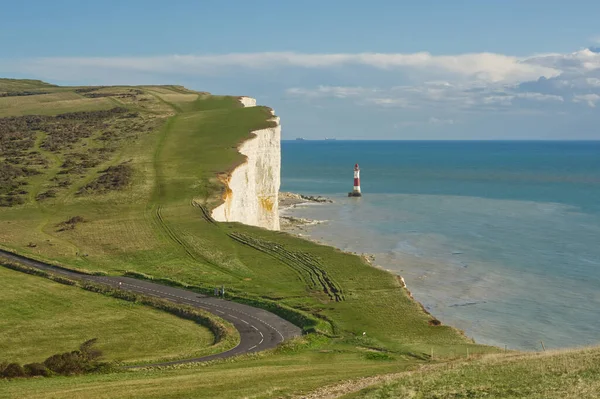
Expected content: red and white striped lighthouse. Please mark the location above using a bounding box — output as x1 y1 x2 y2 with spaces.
348 163 362 197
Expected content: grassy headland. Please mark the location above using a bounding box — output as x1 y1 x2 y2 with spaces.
0 78 483 358
3 78 593 398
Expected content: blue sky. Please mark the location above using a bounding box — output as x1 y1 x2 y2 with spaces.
2 0 600 139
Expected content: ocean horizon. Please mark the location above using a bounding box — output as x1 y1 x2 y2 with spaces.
280 140 600 351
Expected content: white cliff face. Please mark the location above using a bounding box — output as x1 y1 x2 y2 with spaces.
239 96 257 107
211 98 281 230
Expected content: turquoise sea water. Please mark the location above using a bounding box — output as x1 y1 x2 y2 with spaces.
280 141 600 350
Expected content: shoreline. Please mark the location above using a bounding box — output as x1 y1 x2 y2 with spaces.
279 191 446 330
278 191 600 352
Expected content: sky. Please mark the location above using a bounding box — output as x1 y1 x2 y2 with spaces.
2 0 600 140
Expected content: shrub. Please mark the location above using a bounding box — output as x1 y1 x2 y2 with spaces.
2 363 26 378
364 352 395 361
43 339 103 376
79 338 103 362
43 352 83 375
77 163 133 194
56 215 86 231
23 362 50 377
35 189 57 201
0 339 104 379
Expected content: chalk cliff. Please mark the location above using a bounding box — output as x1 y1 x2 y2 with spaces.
211 97 281 230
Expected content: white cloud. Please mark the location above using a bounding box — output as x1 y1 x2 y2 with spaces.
522 48 600 73
573 94 600 107
2 47 599 127
367 97 413 108
515 92 564 102
482 95 514 106
2 51 563 85
287 84 567 111
286 86 376 98
586 78 600 87
429 117 455 125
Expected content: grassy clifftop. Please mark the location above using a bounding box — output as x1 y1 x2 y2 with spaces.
0 78 536 397
0 79 480 355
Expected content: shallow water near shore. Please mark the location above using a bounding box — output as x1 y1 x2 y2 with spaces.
280 141 600 351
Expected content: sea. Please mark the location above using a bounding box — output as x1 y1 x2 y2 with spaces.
280 140 600 351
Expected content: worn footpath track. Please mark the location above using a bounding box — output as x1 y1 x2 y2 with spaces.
0 249 302 367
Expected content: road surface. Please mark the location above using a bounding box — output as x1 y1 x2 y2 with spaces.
0 249 302 366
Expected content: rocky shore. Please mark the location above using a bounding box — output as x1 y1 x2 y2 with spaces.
278 192 332 229
279 192 333 209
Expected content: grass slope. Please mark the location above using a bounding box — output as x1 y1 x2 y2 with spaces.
0 337 416 399
0 266 215 365
3 345 600 398
0 78 512 396
344 347 600 399
0 79 484 356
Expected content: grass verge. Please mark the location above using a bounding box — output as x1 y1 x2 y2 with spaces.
342 347 600 399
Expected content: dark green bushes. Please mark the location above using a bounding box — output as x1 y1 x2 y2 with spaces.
56 215 86 232
77 163 133 194
0 339 108 379
0 363 26 378
23 363 50 377
0 91 50 97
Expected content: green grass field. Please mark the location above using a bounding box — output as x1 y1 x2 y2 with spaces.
1 78 597 398
343 347 600 399
0 266 216 366
4 344 599 399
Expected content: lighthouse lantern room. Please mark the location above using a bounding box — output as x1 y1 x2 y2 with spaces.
348 163 362 197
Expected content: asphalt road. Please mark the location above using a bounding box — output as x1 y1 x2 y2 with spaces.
0 249 302 366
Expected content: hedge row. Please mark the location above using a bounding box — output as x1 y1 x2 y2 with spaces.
0 259 77 286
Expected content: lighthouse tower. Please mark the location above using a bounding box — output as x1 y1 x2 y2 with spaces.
348 163 362 197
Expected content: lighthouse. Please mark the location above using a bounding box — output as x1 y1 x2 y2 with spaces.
348 163 362 197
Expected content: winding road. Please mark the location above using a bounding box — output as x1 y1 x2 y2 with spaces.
0 249 302 366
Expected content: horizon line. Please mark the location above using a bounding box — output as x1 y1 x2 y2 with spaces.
282 139 600 142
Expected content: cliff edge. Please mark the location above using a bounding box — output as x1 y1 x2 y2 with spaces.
211 97 281 230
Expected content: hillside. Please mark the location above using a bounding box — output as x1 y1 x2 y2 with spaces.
0 78 481 353
0 266 217 366
342 347 600 399
3 78 596 398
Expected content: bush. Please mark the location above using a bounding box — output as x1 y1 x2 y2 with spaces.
364 352 395 361
79 338 103 362
43 352 83 375
0 339 105 379
77 163 133 194
43 339 103 375
2 363 26 378
35 189 57 201
23 362 51 377
56 215 86 231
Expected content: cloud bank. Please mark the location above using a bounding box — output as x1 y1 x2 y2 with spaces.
2 50 578 84
1 47 599 139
